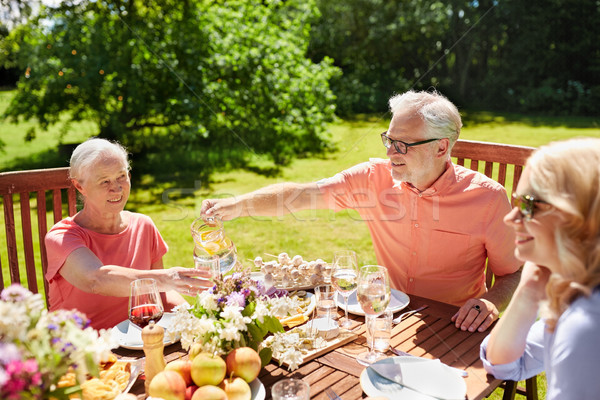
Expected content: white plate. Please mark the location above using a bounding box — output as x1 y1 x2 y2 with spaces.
111 312 179 350
250 377 266 400
336 288 409 316
360 356 466 400
300 292 316 317
276 292 316 320
250 271 321 291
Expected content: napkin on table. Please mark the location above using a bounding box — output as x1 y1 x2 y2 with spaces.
124 322 144 346
371 358 466 400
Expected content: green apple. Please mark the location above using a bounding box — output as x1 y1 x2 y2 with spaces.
188 343 203 361
190 352 227 387
219 377 252 400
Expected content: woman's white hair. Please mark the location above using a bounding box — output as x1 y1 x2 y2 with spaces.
388 90 462 150
69 138 129 182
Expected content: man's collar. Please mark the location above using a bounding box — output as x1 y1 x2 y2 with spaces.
396 160 455 196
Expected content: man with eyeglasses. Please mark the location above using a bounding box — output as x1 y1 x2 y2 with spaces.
201 90 522 333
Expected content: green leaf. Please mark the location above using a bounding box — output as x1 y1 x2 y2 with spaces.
247 322 267 344
262 315 284 333
48 384 82 400
259 347 273 368
242 301 256 317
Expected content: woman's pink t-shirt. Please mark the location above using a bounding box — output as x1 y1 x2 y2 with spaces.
45 211 168 330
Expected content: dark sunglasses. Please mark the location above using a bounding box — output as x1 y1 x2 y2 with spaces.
512 193 551 221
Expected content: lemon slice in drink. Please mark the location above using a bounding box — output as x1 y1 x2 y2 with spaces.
201 241 222 255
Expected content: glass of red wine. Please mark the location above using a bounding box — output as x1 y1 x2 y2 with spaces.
128 278 164 329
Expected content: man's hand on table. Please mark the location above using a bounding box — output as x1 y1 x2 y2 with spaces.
451 298 499 332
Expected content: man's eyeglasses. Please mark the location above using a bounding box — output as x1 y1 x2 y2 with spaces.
512 194 551 221
380 132 443 154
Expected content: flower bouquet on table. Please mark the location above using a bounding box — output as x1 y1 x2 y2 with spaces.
0 284 116 400
170 266 322 371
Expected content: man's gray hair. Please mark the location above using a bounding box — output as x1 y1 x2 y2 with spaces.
69 138 130 182
388 90 462 149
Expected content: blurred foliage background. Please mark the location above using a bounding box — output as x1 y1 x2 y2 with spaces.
309 0 600 116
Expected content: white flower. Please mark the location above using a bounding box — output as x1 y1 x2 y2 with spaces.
253 301 269 324
220 325 241 341
220 305 244 321
167 269 307 370
199 291 218 311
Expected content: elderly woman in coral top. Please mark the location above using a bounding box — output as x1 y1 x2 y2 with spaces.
480 138 600 398
45 138 210 329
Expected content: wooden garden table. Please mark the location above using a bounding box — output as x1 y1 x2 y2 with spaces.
116 294 503 399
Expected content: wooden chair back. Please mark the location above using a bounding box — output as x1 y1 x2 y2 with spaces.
451 139 535 205
0 167 77 304
451 139 538 400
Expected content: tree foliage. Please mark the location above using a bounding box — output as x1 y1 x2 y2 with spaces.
1 0 339 168
308 0 600 115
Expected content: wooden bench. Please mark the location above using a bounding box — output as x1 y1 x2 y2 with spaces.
0 167 77 304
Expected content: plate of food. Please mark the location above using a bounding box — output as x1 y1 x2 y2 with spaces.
336 289 410 316
111 312 179 350
57 354 142 399
251 252 335 291
270 291 316 328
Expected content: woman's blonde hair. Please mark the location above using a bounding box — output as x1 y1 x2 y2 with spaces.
527 137 600 331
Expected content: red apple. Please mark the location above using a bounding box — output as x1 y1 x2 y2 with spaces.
226 347 262 383
219 377 252 400
148 370 187 400
185 385 198 400
190 352 227 387
191 385 228 400
165 359 193 386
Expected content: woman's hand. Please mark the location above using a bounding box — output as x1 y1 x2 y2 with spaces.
516 261 551 303
485 261 550 365
161 267 214 297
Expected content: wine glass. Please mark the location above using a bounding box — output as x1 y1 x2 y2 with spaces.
331 250 358 329
128 278 164 329
356 265 391 365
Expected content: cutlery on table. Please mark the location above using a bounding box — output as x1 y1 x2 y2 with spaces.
388 347 468 377
325 387 342 400
392 305 428 324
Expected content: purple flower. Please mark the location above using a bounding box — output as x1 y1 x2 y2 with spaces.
225 292 246 308
0 284 30 302
266 287 288 298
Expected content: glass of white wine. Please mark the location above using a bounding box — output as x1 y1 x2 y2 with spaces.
356 265 391 366
331 250 358 329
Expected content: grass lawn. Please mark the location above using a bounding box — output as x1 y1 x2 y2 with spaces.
1 88 599 399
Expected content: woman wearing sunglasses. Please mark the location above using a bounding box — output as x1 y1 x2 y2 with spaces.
480 138 600 398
